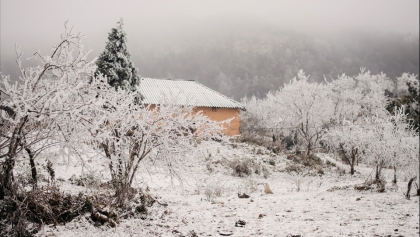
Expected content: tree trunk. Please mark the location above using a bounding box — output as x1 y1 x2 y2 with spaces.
0 156 15 200
0 175 4 200
350 150 356 175
294 131 298 154
374 159 385 183
115 181 131 207
353 148 358 175
392 166 397 184
375 164 381 183
1 116 28 199
306 142 311 157
406 177 416 200
0 182 2 200
101 142 116 181
118 156 123 177
25 147 38 188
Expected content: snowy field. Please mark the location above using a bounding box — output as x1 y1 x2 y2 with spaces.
35 141 419 237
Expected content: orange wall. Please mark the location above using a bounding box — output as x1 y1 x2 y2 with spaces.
145 104 241 136
193 107 241 136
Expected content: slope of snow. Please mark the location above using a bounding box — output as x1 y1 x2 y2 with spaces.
35 141 419 237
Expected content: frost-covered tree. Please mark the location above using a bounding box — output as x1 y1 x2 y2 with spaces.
387 109 419 184
0 24 101 199
88 86 228 206
277 70 334 155
240 95 276 141
362 109 419 183
325 69 391 175
242 68 418 182
242 70 334 155
95 19 140 100
243 70 333 155
325 121 367 175
328 69 390 125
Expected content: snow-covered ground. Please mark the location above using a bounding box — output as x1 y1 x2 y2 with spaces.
35 141 419 237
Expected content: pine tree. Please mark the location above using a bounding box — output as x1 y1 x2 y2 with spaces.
95 19 141 102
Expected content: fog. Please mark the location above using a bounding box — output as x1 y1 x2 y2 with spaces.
1 0 419 98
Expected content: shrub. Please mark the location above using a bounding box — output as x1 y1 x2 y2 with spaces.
0 186 92 236
238 135 267 147
236 178 258 194
336 167 346 176
325 160 336 167
135 205 147 213
270 146 282 154
286 154 296 161
284 163 304 174
230 158 253 177
289 175 306 192
230 157 271 178
281 135 295 150
203 180 225 201
303 154 324 167
316 166 325 175
284 153 325 175
69 174 101 188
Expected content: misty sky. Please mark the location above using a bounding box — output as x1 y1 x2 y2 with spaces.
1 0 419 68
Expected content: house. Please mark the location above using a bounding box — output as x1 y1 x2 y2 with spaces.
138 78 243 136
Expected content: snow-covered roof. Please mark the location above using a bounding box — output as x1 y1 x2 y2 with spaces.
139 78 243 109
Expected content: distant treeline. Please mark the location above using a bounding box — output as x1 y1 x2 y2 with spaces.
133 29 419 99
2 26 418 100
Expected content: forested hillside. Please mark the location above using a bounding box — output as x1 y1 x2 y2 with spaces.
132 22 419 99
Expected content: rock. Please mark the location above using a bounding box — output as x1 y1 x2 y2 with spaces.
172 230 181 235
356 198 361 201
219 230 233 236
238 193 250 198
189 230 198 237
258 214 266 219
235 220 246 227
264 183 273 194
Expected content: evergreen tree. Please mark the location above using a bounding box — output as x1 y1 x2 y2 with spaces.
95 19 141 102
387 74 419 130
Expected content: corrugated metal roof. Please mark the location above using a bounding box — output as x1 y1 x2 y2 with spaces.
139 78 243 109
